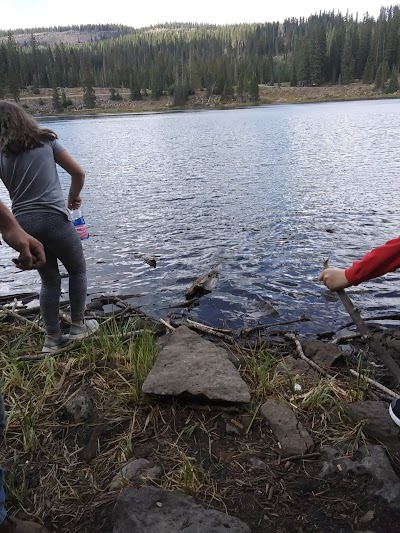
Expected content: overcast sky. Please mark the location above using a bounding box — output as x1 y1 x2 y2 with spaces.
0 0 389 31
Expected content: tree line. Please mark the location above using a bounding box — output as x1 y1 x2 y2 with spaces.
1 6 400 106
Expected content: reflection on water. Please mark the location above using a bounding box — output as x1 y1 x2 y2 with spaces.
1 100 400 334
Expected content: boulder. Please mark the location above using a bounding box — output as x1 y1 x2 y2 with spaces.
301 339 342 369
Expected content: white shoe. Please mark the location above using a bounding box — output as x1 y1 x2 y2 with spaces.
69 319 99 340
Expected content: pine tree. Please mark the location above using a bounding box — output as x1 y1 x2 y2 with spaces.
6 33 20 101
341 28 355 85
130 76 142 100
375 61 390 90
52 83 62 112
248 75 259 101
290 63 298 87
386 67 399 93
236 75 246 102
81 61 96 108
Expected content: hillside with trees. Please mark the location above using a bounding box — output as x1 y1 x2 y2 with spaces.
1 6 400 105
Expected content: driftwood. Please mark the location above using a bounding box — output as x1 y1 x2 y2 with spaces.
159 318 175 332
185 268 219 300
323 260 400 386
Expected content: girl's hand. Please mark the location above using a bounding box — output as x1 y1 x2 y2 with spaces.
68 194 82 210
319 267 351 291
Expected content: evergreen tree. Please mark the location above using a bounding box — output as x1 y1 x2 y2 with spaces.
375 60 391 90
248 75 259 101
341 28 355 85
130 76 142 100
109 87 122 100
6 32 20 101
52 83 62 112
81 61 96 108
61 88 72 108
236 75 246 102
386 67 399 93
290 63 298 87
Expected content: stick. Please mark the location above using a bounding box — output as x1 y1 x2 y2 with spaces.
323 259 400 386
186 319 234 343
349 369 400 399
285 333 348 396
0 304 44 332
160 318 175 331
332 333 362 345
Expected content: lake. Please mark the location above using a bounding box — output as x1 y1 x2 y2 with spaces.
1 100 400 335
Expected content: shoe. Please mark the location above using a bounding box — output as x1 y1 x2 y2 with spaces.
389 399 400 427
42 334 72 353
69 319 99 340
0 516 49 532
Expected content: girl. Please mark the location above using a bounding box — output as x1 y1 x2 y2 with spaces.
0 101 98 352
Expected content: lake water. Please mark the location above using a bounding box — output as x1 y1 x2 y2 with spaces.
2 100 400 335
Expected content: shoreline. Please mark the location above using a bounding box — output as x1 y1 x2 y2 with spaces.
16 83 400 118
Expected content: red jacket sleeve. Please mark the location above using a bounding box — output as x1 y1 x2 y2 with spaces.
345 237 400 285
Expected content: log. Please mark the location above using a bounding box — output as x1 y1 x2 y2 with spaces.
185 268 218 300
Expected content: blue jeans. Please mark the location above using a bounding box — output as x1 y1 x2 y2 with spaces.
0 392 6 524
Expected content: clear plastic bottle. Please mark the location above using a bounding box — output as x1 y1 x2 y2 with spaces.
70 208 89 240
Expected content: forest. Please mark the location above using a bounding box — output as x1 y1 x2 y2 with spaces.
1 6 400 105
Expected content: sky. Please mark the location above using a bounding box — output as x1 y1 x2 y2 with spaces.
0 0 390 31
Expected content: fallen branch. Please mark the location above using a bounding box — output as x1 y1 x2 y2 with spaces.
240 316 310 337
0 304 44 332
160 318 175 332
349 369 400 399
323 259 400 386
332 333 362 345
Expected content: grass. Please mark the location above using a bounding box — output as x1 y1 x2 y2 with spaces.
0 308 393 532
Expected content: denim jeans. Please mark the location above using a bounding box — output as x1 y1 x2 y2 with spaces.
0 392 6 524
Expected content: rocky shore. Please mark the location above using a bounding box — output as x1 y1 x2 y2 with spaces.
1 292 400 532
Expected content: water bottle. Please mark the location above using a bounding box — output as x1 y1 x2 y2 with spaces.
70 208 89 240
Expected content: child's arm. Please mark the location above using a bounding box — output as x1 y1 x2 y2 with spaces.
320 236 400 291
345 236 400 285
55 150 85 209
0 201 45 269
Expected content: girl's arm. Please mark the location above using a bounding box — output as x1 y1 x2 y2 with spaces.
55 150 85 209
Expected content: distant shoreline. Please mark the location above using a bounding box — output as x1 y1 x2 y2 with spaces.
16 83 400 118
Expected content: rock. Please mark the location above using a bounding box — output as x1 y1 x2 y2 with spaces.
225 422 240 436
301 339 342 369
113 487 251 533
142 326 250 404
63 384 93 422
260 399 314 457
278 355 317 377
248 457 267 471
110 459 162 490
345 401 400 454
320 445 400 507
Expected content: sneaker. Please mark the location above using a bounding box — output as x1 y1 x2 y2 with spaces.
42 334 72 353
69 319 99 341
389 399 400 427
0 516 49 532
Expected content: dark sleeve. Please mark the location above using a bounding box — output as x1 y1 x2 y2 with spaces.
345 236 400 285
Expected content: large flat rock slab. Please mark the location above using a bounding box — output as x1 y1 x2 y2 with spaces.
113 487 251 533
142 326 250 404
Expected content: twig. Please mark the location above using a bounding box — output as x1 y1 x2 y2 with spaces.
240 316 310 336
332 333 362 345
285 333 348 396
323 259 400 386
349 369 400 399
0 304 44 332
160 318 175 331
186 318 234 343
280 452 321 462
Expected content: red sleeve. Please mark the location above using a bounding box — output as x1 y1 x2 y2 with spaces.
345 237 400 286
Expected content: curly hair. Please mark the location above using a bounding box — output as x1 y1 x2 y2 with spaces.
0 101 57 156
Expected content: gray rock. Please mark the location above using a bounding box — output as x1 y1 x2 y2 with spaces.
301 339 342 369
346 401 400 454
142 326 250 404
113 487 251 532
278 355 317 378
110 459 162 490
320 444 400 507
63 384 93 422
260 399 314 457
